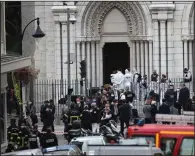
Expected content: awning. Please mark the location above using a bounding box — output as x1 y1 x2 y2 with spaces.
1 54 31 74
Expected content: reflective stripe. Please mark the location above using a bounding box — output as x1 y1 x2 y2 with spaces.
155 133 160 148
160 131 194 135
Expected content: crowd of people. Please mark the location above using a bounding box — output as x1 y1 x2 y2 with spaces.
5 67 195 153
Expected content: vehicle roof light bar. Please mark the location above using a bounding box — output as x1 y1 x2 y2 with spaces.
155 114 194 124
183 111 194 116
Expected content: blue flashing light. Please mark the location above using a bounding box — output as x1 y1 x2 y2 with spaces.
137 119 145 126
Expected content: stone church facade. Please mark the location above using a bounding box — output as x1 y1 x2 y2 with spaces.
28 1 194 89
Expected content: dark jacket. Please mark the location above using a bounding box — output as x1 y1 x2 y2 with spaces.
151 104 158 117
110 104 119 117
90 107 100 123
41 133 58 148
179 87 190 109
119 103 131 121
164 89 176 105
125 91 135 103
42 105 55 123
81 110 92 129
159 103 170 114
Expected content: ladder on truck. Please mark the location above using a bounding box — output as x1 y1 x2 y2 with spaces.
155 113 194 125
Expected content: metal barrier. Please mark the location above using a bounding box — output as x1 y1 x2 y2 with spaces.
33 79 91 116
33 78 194 117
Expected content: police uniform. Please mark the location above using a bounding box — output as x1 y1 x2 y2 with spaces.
41 132 58 148
29 130 41 149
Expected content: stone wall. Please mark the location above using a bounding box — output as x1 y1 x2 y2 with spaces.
31 1 194 82
34 2 56 79
21 2 36 57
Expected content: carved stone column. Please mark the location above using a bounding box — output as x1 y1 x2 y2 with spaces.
144 41 149 76
131 41 136 69
189 40 193 72
91 41 96 87
86 41 91 88
183 40 188 69
160 20 166 75
136 41 140 72
149 40 153 80
153 20 160 74
54 22 61 79
99 43 103 86
96 41 100 87
140 41 144 75
81 41 85 60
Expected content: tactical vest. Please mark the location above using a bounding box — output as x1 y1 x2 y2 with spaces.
29 133 38 149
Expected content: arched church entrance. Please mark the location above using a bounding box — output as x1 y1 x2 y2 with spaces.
103 42 130 84
78 1 152 88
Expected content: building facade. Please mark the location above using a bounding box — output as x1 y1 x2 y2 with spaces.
1 2 32 151
27 2 194 92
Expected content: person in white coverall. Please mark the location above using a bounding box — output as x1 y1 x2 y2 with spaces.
115 69 125 91
133 70 141 101
124 69 132 92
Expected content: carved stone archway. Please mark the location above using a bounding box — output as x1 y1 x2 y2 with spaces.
81 1 147 37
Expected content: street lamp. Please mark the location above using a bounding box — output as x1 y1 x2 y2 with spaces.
21 17 45 40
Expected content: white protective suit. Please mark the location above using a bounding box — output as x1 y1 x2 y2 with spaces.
124 69 132 91
110 73 119 100
114 70 125 91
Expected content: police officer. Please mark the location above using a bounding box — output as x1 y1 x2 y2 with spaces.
61 105 69 138
164 85 176 107
68 103 81 124
41 100 55 132
29 124 41 149
150 70 159 94
6 119 19 152
151 70 159 82
41 126 58 148
80 105 92 131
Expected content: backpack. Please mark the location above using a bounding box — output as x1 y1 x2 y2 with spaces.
133 73 142 83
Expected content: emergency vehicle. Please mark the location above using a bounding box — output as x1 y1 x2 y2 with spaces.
127 113 194 156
